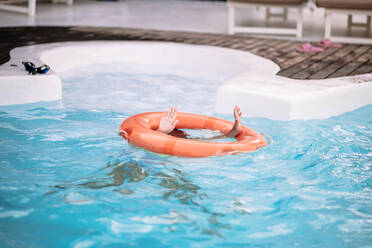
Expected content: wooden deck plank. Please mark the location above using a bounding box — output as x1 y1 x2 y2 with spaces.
286 45 353 79
291 45 364 79
249 39 283 54
357 47 372 61
278 47 339 79
329 46 371 78
275 45 316 72
269 42 303 68
329 62 366 78
238 38 269 51
349 63 372 76
309 45 366 79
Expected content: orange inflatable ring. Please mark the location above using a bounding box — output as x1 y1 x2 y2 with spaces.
119 112 267 158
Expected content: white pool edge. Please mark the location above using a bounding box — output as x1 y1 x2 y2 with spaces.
0 41 371 120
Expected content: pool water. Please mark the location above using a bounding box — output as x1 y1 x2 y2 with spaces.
0 64 371 248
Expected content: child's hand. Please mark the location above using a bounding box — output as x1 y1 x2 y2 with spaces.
226 105 242 137
157 107 178 134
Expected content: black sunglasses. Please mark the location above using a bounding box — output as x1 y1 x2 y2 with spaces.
22 61 50 75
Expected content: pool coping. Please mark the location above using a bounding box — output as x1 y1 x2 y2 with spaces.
0 40 371 120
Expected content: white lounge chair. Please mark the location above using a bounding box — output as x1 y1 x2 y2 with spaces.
316 0 372 44
227 0 306 39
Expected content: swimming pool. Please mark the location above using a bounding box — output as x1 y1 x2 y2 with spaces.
0 61 371 247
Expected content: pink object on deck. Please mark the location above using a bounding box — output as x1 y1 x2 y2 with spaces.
297 43 324 52
318 39 342 48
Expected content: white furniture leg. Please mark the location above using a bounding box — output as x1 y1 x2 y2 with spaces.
324 11 332 39
296 6 303 39
228 6 235 35
28 0 35 16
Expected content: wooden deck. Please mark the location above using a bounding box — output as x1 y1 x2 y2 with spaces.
1 26 372 79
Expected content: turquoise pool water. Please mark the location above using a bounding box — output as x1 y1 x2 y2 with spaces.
0 64 371 247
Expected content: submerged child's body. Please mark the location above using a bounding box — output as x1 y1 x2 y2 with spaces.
157 106 243 139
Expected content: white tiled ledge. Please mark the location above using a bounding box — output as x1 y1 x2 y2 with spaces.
216 72 372 120
0 41 371 120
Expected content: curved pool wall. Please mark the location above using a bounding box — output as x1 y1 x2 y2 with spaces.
0 41 371 120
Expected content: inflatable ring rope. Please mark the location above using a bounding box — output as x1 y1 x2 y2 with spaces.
119 112 268 158
118 130 128 137
260 133 273 145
